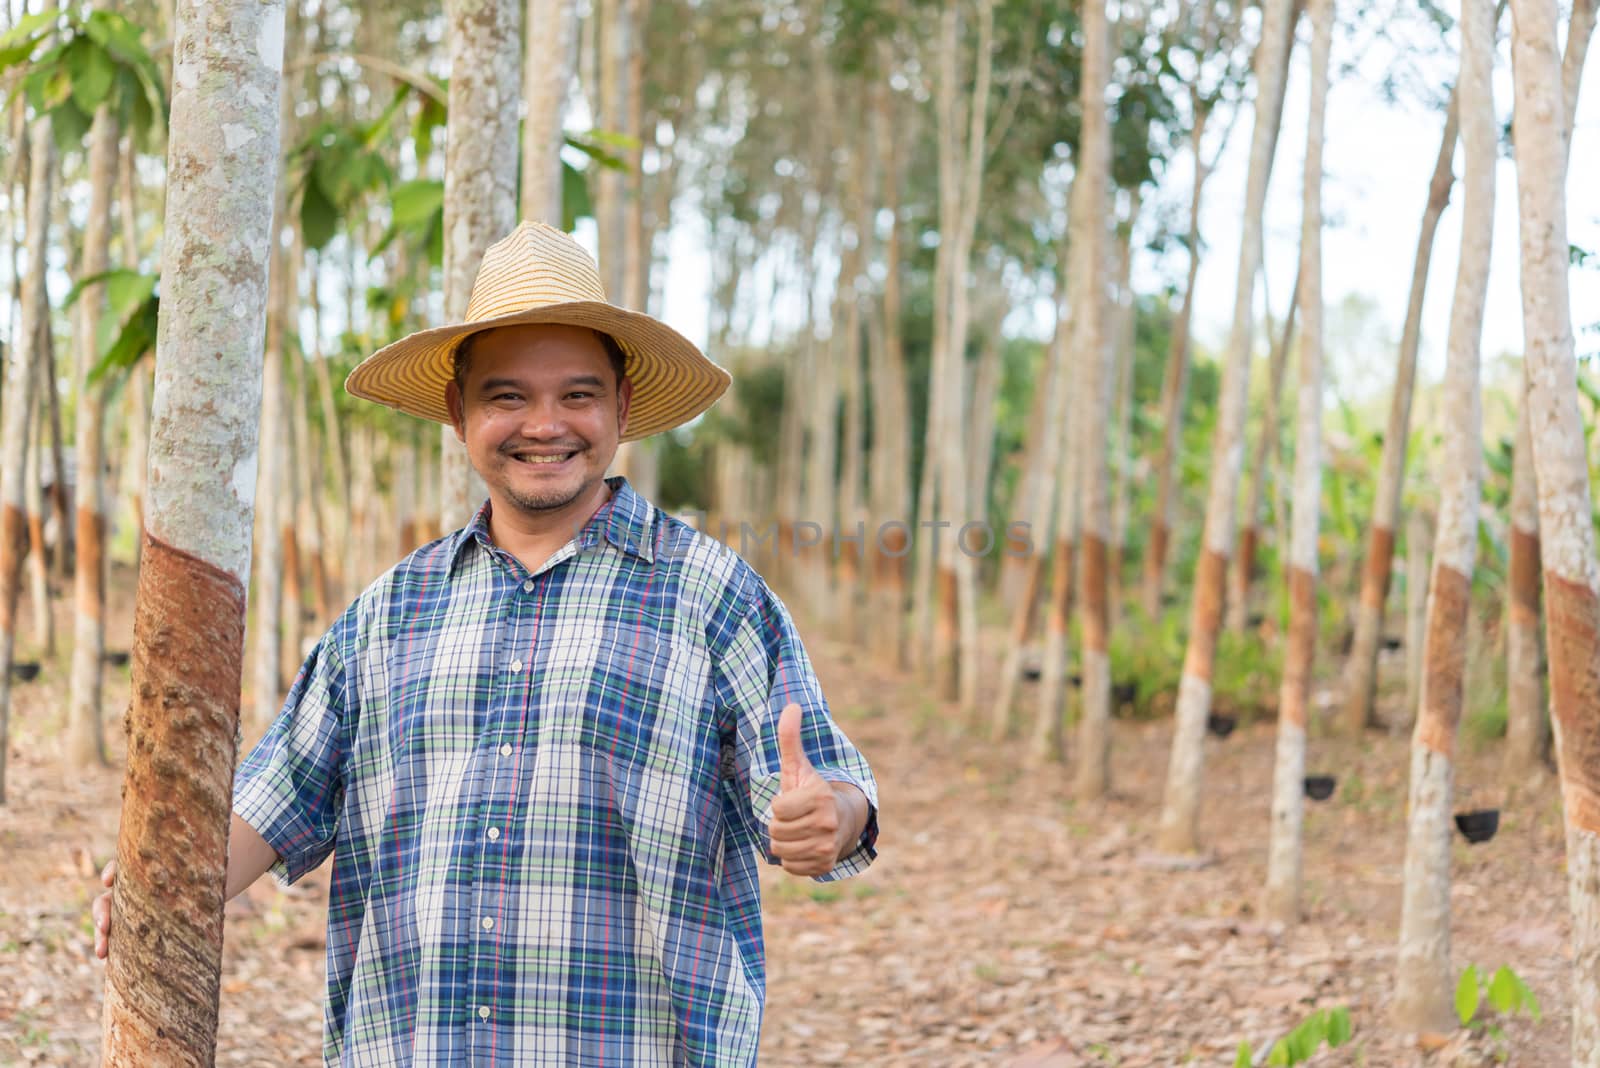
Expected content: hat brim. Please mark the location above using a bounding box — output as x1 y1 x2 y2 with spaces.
345 302 731 442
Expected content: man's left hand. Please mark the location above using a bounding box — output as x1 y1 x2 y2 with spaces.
769 702 865 878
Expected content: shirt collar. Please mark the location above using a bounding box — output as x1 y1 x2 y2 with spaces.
447 476 656 575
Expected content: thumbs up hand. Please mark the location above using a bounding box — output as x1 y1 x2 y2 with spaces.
769 702 846 878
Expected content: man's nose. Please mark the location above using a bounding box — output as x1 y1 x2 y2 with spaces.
516 396 571 438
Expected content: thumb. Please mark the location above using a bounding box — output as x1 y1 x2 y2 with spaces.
777 702 811 792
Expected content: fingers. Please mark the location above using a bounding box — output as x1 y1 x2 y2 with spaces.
92 890 112 960
101 859 116 888
776 702 810 793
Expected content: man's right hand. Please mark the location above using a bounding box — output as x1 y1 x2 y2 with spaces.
92 859 115 959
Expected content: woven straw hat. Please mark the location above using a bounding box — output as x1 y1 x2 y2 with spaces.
346 221 730 441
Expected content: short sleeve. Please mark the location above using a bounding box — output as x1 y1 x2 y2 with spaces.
233 630 352 885
711 580 879 881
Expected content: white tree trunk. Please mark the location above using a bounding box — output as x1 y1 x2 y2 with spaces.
1072 0 1115 801
1394 0 1494 1029
101 0 285 1058
1511 0 1600 1057
1264 0 1331 925
0 118 52 805
522 0 575 224
441 0 521 527
67 107 120 767
1158 0 1294 854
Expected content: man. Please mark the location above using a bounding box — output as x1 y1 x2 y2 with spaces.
95 222 880 1066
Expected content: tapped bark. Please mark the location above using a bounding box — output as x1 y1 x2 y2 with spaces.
1504 373 1548 775
1341 95 1461 733
1394 0 1493 1028
100 0 284 1060
1157 0 1295 854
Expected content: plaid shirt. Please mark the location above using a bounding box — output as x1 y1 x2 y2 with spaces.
234 478 879 1066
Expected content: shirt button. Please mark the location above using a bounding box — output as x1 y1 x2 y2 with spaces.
523 580 535 593
510 658 524 673
482 917 495 931
478 1006 491 1021
499 744 513 757
486 826 500 840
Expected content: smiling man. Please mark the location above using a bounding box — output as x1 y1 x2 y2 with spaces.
93 223 879 1067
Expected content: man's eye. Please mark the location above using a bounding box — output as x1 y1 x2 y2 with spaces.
567 392 594 401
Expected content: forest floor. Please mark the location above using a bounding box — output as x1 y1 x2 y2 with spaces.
0 564 1574 1066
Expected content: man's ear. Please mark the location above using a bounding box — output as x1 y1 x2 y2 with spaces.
445 380 468 443
616 376 633 437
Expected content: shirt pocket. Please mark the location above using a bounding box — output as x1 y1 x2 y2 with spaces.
544 622 693 779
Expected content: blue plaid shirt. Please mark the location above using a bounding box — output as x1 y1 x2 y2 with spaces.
233 478 880 1066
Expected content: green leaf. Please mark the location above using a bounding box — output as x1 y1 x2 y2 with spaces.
67 39 115 113
1234 1041 1252 1068
301 176 339 251
1265 1038 1290 1067
63 267 156 316
390 179 443 227
89 291 159 386
1488 966 1518 1014
1457 965 1482 1026
1513 972 1542 1021
49 102 93 156
561 159 591 230
0 9 59 54
1326 1006 1352 1047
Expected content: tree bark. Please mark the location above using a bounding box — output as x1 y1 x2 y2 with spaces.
0 118 52 806
440 0 521 528
1510 0 1600 1057
1403 509 1432 729
1072 0 1114 801
1394 0 1494 1028
100 0 284 1059
1505 370 1547 774
1107 190 1142 627
1263 0 1330 924
67 106 120 767
1157 0 1294 854
522 0 575 224
1340 96 1461 733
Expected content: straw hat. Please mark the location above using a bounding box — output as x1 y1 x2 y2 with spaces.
345 221 730 442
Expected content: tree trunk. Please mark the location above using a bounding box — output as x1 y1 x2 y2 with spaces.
1403 509 1431 729
1157 0 1294 854
522 0 575 224
1341 96 1462 733
1107 190 1142 627
1030 418 1078 766
119 134 153 581
26 373 52 656
100 0 283 1059
0 118 52 806
67 106 120 768
1231 271 1299 635
866 61 911 668
999 280 1068 614
440 0 521 527
1393 0 1493 1028
1072 0 1114 801
1510 0 1600 1057
1505 373 1547 774
1263 0 1330 923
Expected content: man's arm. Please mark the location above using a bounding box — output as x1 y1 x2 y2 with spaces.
93 813 281 959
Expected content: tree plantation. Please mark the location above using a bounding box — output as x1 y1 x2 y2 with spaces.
0 0 1599 1063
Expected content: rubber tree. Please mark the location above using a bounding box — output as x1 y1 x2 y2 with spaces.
1503 0 1592 776
1071 0 1115 800
1510 0 1600 1056
0 117 52 806
1339 95 1462 733
1156 0 1294 854
440 0 521 528
1392 0 1494 1029
67 106 120 767
100 0 285 1059
1263 0 1330 926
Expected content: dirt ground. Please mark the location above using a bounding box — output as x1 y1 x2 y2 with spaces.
0 566 1574 1066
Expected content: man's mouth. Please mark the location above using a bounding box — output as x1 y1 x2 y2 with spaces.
507 448 580 467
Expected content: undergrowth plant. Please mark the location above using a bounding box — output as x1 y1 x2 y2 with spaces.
1234 1006 1352 1066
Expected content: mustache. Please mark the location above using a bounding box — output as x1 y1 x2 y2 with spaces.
497 439 589 456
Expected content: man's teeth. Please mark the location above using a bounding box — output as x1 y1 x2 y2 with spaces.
518 453 572 464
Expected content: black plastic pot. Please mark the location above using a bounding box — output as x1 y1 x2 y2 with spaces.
1303 775 1337 801
10 661 39 682
103 650 130 668
1206 713 1236 739
1454 809 1499 844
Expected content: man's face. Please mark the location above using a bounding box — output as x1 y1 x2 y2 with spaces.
445 323 631 519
